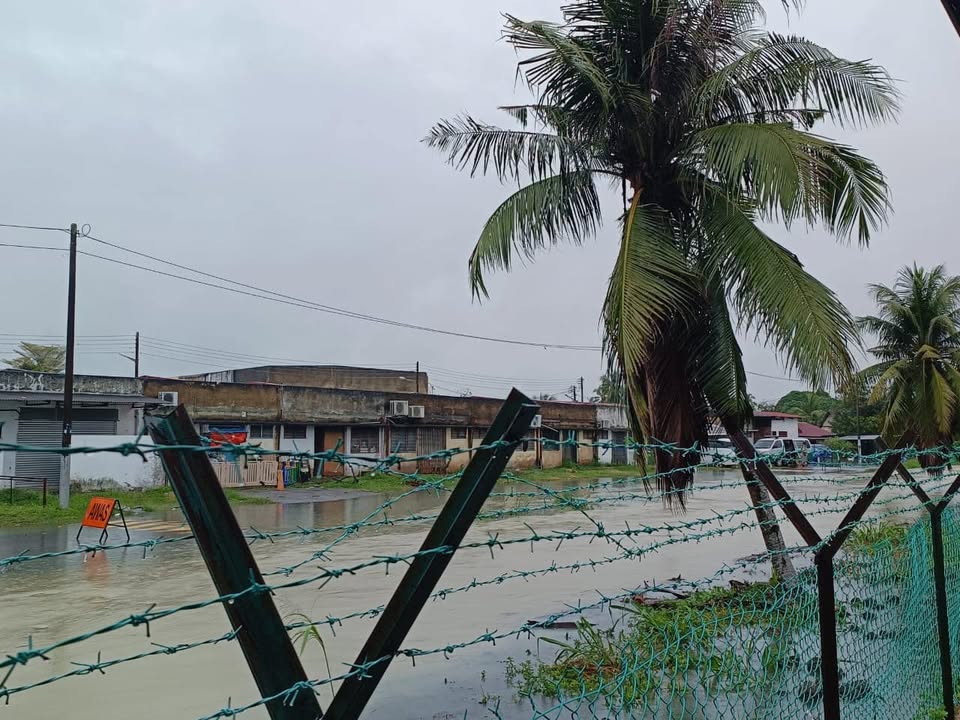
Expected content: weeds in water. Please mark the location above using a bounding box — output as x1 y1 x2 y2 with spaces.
288 612 335 700
504 581 798 708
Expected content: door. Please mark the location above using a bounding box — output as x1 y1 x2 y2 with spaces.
320 428 344 476
417 427 447 473
16 408 119 481
611 431 628 465
563 430 577 463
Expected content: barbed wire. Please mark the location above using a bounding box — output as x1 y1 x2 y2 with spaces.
2 437 958 718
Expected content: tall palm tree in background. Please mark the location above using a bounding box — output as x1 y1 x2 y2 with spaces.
859 265 960 468
427 0 897 496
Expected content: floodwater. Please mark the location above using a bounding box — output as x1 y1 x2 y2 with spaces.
0 467 928 719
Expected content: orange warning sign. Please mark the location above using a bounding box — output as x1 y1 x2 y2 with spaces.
81 497 117 529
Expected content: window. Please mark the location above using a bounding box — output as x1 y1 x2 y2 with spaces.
581 430 596 442
472 427 489 442
283 424 307 439
390 427 417 453
451 427 467 440
249 424 275 440
351 427 380 454
541 427 560 445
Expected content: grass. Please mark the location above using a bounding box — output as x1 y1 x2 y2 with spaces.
0 486 269 528
505 581 786 705
307 464 647 495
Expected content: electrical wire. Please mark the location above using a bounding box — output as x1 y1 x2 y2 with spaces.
78 235 601 351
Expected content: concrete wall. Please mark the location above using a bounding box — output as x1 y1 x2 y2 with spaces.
0 369 141 396
70 434 165 489
0 408 19 476
771 418 799 438
181 365 428 394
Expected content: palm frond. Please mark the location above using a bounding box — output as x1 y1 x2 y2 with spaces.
423 116 589 182
698 33 900 127
701 190 858 389
468 170 601 298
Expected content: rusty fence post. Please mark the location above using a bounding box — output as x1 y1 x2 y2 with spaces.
146 405 322 720
727 429 910 720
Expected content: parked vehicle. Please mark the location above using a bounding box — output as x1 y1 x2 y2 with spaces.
754 437 810 467
703 436 738 466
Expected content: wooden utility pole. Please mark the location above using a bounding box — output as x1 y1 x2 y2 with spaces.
134 331 140 378
60 222 78 509
580 376 585 403
416 361 420 393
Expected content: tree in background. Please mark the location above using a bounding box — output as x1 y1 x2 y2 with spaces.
594 370 625 405
2 342 66 373
536 392 558 401
775 389 835 425
859 265 960 467
427 0 897 579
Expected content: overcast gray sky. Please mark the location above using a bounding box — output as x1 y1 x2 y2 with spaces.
1 0 958 402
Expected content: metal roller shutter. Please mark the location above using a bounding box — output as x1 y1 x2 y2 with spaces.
15 408 119 481
15 409 61 481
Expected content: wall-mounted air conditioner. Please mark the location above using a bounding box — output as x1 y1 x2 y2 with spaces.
389 400 409 417
158 391 179 405
408 405 425 419
599 419 612 430
530 414 542 429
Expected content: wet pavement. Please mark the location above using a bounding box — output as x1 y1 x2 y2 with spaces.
0 468 924 719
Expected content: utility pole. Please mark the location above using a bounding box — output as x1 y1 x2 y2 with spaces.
60 222 78 509
134 331 140 378
415 361 420 393
580 376 585 403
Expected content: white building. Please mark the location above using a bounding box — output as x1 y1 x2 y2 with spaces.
0 370 162 489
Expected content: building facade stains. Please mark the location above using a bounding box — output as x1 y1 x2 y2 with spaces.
143 369 633 474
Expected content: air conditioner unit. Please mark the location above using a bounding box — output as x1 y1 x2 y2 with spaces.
158 391 179 405
599 419 612 430
530 414 542 429
408 405 425 419
389 400 409 417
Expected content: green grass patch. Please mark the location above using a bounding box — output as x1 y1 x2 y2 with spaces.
505 581 790 704
0 486 269 528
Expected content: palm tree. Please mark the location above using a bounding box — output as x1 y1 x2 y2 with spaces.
2 342 66 373
859 265 960 468
426 1 895 484
427 1 897 578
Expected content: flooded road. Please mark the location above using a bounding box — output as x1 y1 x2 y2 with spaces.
0 468 928 719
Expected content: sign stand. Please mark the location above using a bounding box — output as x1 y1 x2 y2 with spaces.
76 496 130 545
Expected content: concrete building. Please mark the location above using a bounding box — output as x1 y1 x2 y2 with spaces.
143 370 609 476
0 369 162 489
747 411 800 441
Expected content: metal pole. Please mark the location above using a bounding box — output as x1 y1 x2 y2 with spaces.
931 509 956 718
134 331 140 378
580 376 584 402
60 222 78 509
416 361 420 393
942 0 960 37
815 554 841 719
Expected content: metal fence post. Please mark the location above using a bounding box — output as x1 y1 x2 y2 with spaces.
145 405 322 720
728 429 909 720
893 455 960 718
323 389 539 720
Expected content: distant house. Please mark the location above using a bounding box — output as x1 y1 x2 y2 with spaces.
798 421 834 443
747 411 800 441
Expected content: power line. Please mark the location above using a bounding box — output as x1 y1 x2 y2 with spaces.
77 233 601 352
0 242 67 252
0 222 70 232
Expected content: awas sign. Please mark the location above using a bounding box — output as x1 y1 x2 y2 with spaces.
77 496 130 544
